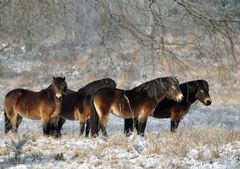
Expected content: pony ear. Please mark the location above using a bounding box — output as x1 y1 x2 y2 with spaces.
53 76 56 80
63 76 65 80
172 76 179 84
175 76 178 82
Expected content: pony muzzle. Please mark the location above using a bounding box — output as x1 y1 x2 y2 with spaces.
176 93 184 102
55 93 62 100
204 98 212 105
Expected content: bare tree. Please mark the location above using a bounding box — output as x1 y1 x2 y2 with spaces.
0 0 239 83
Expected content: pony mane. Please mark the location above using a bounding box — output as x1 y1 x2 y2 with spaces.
182 80 209 89
133 77 170 99
78 78 116 95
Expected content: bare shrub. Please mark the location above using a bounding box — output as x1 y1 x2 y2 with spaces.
54 152 65 161
5 134 29 164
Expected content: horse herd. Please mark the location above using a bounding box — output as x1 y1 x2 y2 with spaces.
3 76 212 138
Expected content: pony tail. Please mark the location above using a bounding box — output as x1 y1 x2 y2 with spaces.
4 109 12 133
89 94 99 137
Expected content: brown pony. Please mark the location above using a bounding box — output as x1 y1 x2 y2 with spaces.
90 77 184 137
48 78 117 136
124 80 212 134
3 77 67 136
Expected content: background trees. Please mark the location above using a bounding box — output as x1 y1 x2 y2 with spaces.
0 0 239 88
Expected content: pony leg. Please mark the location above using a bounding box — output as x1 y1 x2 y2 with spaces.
80 122 85 136
170 107 187 132
176 119 181 129
16 115 23 132
137 113 148 137
90 101 99 137
43 124 50 136
171 120 178 132
98 113 110 137
42 115 50 136
47 119 56 137
85 119 90 137
4 110 13 133
90 96 110 137
9 112 18 133
137 119 147 137
171 118 182 132
48 116 62 138
54 117 66 137
124 118 134 136
99 122 108 137
170 112 182 132
134 118 138 131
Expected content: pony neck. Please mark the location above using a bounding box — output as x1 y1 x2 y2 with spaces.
46 84 59 102
182 83 198 104
153 80 170 102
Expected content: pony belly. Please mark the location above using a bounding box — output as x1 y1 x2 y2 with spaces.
111 104 136 119
152 109 171 119
64 108 89 122
111 110 134 118
170 105 189 121
59 109 76 120
15 97 42 120
18 110 41 120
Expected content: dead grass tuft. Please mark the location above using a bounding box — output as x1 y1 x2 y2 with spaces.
145 127 240 158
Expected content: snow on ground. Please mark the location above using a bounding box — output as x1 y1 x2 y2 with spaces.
0 104 239 169
0 50 239 168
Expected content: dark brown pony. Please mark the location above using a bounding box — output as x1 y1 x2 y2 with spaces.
124 80 212 134
90 77 184 137
48 78 117 136
3 77 67 136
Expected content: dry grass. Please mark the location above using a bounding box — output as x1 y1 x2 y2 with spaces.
145 127 240 158
0 126 239 168
0 38 239 168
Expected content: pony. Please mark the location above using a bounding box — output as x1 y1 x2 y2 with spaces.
48 78 117 136
90 77 184 137
3 77 67 137
124 80 212 134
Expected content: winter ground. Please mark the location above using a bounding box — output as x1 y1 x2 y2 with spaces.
0 104 239 169
0 50 240 168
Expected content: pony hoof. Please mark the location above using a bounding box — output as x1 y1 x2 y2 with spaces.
43 134 50 137
55 135 61 138
125 132 133 137
92 133 99 138
50 131 61 138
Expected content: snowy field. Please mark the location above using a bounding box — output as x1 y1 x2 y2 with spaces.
0 104 239 169
0 50 239 169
